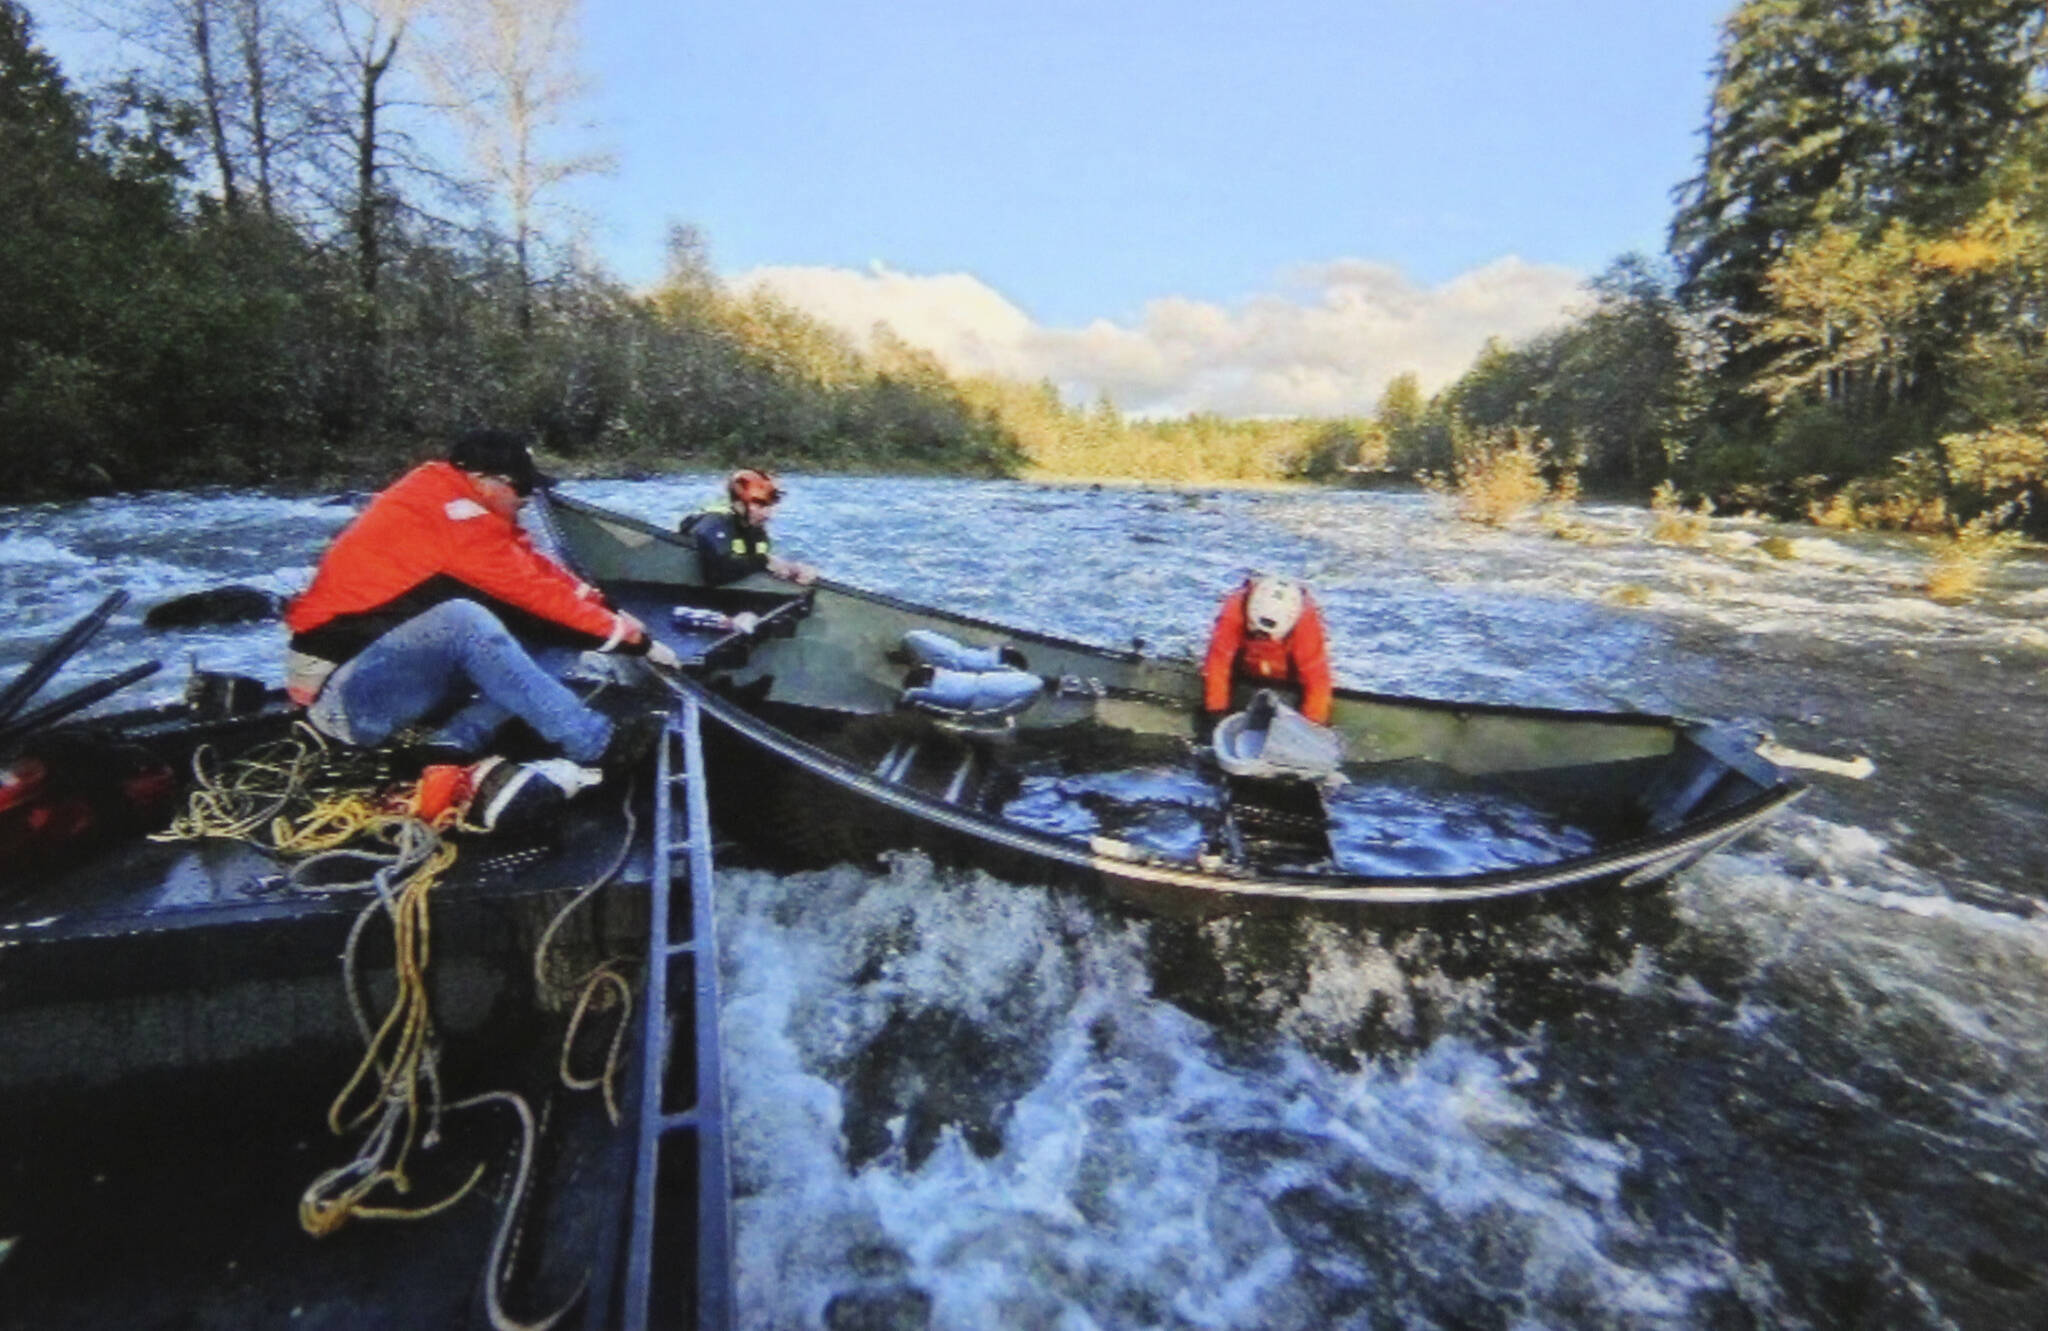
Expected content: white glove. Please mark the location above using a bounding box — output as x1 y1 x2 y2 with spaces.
730 611 760 635
646 640 682 671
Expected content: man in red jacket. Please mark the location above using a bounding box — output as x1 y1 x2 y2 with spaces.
1201 573 1334 730
285 429 675 766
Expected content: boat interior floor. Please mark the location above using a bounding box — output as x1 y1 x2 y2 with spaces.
771 705 1629 881
0 1007 633 1331
2 782 651 950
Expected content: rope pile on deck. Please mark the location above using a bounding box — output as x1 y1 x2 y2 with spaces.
151 723 637 1331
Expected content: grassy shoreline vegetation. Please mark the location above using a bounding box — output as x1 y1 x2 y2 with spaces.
4 0 2046 608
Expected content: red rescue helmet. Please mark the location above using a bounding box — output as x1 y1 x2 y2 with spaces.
728 469 782 507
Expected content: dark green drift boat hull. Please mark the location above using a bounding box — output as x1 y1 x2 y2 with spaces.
543 493 1806 915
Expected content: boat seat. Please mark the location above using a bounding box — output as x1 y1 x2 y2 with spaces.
1218 773 1334 869
897 629 1029 673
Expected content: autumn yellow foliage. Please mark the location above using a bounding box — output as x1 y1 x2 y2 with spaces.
1649 480 1712 544
1422 424 1576 526
957 375 1358 483
1941 423 2048 496
1806 452 1951 533
1924 512 2022 604
1752 202 2048 416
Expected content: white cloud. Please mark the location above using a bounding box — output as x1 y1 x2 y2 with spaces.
733 255 1590 418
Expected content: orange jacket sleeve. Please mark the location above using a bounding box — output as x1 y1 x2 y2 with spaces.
1202 588 1248 715
1288 597 1334 723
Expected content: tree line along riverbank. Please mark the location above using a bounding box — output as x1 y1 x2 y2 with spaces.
3 1 2044 549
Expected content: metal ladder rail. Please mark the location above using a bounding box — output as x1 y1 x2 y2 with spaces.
622 695 732 1331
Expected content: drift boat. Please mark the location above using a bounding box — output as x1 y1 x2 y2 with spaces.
540 492 1807 913
1 615 728 1329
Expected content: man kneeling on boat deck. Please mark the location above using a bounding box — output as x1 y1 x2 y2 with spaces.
1200 573 1333 737
680 468 819 587
283 428 676 771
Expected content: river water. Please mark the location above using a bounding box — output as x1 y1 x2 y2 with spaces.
4 475 2046 1330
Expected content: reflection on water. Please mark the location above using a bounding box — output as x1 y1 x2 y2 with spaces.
1323 778 1600 877
999 755 1602 878
1001 762 1218 856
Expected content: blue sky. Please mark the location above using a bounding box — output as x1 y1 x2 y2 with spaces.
32 0 1737 415
579 1 1731 318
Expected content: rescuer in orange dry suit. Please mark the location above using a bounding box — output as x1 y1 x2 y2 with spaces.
284 428 676 769
1200 574 1334 736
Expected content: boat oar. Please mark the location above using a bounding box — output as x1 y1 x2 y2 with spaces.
1755 739 1875 780
0 590 129 728
0 660 163 750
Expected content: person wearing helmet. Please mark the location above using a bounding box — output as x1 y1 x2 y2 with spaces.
681 468 819 587
1200 573 1333 729
284 428 678 770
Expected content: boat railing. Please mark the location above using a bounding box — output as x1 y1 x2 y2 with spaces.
616 694 733 1331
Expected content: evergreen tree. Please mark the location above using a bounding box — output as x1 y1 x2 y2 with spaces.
0 1 180 490
1667 0 2048 496
1673 0 2046 315
1672 0 1888 316
1540 256 1694 487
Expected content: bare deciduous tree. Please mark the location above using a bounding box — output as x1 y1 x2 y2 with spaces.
429 0 610 331
71 0 341 219
187 0 240 207
228 0 311 216
321 0 411 304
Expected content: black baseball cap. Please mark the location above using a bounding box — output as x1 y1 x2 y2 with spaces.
449 428 555 496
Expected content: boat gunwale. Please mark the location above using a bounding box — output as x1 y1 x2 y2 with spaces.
683 672 1808 906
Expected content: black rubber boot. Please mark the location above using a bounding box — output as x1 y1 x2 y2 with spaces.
600 710 669 774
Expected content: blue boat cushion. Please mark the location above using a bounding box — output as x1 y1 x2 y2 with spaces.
899 629 1029 673
900 664 1045 720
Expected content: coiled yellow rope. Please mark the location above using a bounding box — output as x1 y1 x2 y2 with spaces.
154 728 487 1237
155 722 631 1327
558 967 634 1126
153 723 407 849
283 813 484 1245
534 778 640 1126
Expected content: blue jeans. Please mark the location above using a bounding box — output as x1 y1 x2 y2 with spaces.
306 599 612 763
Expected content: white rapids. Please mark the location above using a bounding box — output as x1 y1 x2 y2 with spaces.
4 474 2044 1329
